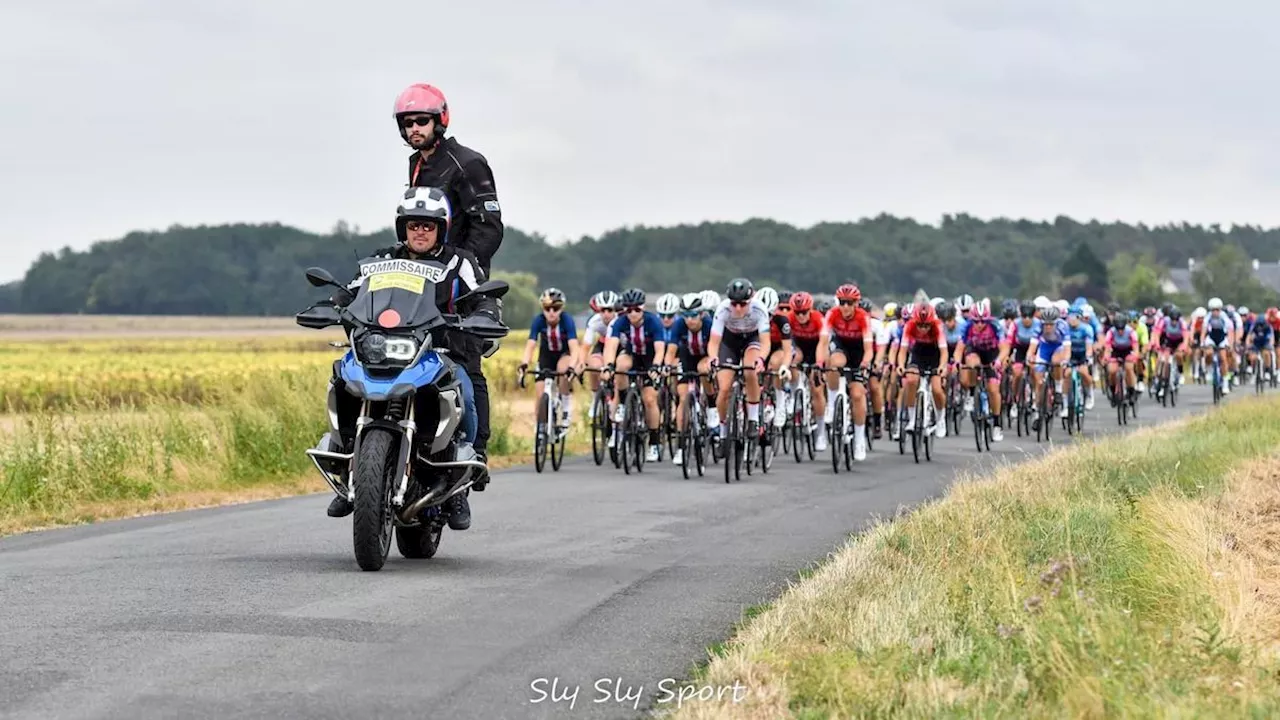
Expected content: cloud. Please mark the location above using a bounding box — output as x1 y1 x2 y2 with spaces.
2 0 1279 281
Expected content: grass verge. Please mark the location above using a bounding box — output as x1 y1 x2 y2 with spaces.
670 394 1280 718
0 379 592 536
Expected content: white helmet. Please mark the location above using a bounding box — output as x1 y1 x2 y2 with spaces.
1240 306 1251 316
394 186 451 244
930 296 944 308
655 292 681 315
1054 299 1070 314
755 286 779 313
680 292 703 313
1033 295 1050 309
590 290 619 313
700 290 721 310
1194 306 1207 318
1208 297 1224 310
1081 303 1094 318
955 294 975 311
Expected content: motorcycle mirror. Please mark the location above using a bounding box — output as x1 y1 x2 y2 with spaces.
454 280 510 306
296 304 341 329
306 267 341 288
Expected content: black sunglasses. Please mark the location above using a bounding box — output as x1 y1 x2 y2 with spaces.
400 115 435 129
625 306 644 313
838 299 856 306
405 220 436 232
730 300 749 307
660 313 676 320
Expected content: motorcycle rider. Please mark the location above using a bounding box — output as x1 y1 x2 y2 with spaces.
394 82 504 484
323 186 500 531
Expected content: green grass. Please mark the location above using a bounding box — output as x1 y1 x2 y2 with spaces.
671 394 1280 719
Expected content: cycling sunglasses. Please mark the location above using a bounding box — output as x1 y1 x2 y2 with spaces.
838 299 857 306
400 115 435 129
660 313 676 320
625 305 644 314
730 300 750 307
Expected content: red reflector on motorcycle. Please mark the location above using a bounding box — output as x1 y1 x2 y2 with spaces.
378 309 402 328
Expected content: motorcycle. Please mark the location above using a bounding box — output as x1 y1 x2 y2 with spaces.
295 260 509 571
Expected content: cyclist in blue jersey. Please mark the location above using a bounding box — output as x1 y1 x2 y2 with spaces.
669 292 715 466
1026 306 1072 427
1246 307 1274 380
656 293 682 367
1007 300 1040 419
1066 307 1097 410
518 288 581 430
602 288 669 461
939 301 967 370
1200 297 1236 393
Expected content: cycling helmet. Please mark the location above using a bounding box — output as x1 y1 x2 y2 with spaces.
930 296 944 308
1160 302 1173 316
858 299 873 312
1168 307 1183 320
1208 297 1223 310
1067 305 1083 317
756 286 779 312
394 187 451 244
725 278 754 302
791 291 814 313
972 299 992 321
1107 301 1121 314
700 290 721 310
1082 304 1095 318
1142 306 1156 317
1001 299 1018 320
1034 295 1051 309
1054 299 1069 314
1073 296 1088 307
1227 303 1237 314
1041 306 1060 323
913 302 936 323
621 288 646 307
815 297 834 313
1240 305 1251 317
539 287 565 308
956 294 975 312
679 292 703 314
835 283 862 302
1115 311 1130 325
655 292 680 315
590 290 619 313
937 301 956 321
1019 300 1037 318
777 290 793 307
884 301 899 320
1194 306 1207 318
393 83 449 145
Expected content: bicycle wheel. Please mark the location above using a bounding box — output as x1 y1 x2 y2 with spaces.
725 386 739 483
1064 375 1076 436
619 405 632 476
628 390 646 473
829 393 844 473
534 393 549 473
898 401 908 455
791 394 804 463
912 391 923 464
1037 380 1051 442
551 400 567 471
590 390 608 466
972 397 984 452
760 408 775 474
864 393 875 454
680 394 694 480
661 383 677 459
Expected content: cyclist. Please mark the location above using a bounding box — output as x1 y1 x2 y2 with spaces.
955 294 975 322
1007 300 1039 421
706 278 772 449
656 292 682 368
1103 312 1140 403
1200 298 1235 393
582 291 620 401
669 292 715 466
1151 305 1189 397
895 300 949 439
1065 306 1096 411
757 286 795 432
518 288 581 430
1025 305 1072 428
1246 306 1274 381
956 299 1007 441
860 298 888 439
817 284 874 459
1190 306 1208 381
787 291 829 451
601 288 669 461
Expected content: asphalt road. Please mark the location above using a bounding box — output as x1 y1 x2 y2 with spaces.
0 382 1226 720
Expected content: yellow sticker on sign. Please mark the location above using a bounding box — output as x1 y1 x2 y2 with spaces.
367 272 426 294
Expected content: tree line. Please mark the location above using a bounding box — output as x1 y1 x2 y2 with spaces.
3 214 1279 327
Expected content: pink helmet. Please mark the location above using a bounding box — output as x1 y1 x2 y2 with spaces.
972 298 991 321
393 83 449 141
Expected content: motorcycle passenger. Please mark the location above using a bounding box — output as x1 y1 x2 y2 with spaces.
394 83 504 480
324 187 499 531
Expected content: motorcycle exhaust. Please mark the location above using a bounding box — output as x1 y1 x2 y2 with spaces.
397 460 486 523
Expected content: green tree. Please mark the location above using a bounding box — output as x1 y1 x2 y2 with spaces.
1108 251 1166 308
492 270 539 331
1192 244 1277 308
1017 258 1055 299
1060 240 1109 295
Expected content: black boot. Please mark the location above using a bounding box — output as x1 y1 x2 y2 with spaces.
447 492 471 531
327 496 353 517
471 451 489 492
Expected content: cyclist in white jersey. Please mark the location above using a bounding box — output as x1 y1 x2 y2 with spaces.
581 291 620 402
706 278 772 443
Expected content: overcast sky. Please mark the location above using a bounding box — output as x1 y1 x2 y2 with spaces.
2 1 1278 281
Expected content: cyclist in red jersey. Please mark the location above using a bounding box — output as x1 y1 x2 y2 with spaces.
817 284 873 461
895 301 950 439
787 292 829 451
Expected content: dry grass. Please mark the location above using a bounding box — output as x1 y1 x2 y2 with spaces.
0 313 309 337
669 395 1280 719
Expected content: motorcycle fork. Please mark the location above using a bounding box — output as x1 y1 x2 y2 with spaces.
350 399 417 508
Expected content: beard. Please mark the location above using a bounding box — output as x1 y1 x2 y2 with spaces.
408 132 432 149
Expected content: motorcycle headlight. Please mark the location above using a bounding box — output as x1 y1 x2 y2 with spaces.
359 333 419 366
359 333 388 364
385 337 418 362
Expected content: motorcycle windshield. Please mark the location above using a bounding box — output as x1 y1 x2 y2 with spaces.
347 257 448 331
